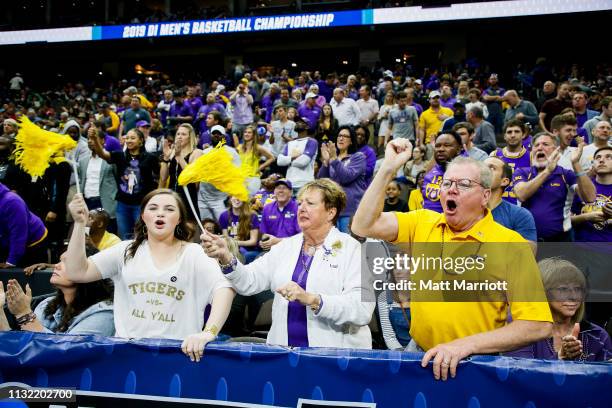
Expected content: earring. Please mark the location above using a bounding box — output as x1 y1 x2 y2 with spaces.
175 225 183 236
142 224 147 235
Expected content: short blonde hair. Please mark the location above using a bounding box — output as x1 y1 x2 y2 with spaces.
538 258 586 323
297 178 346 224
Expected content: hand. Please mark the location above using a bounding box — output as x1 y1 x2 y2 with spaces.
200 230 232 265
275 282 314 306
162 139 173 160
559 323 582 360
45 211 57 222
570 137 585 165
6 279 32 318
290 148 302 159
382 138 414 172
23 263 52 276
68 193 89 225
0 263 15 269
515 112 525 120
328 144 337 160
320 143 330 163
181 331 216 362
545 147 561 173
260 234 278 251
421 339 473 380
585 211 605 223
437 114 449 121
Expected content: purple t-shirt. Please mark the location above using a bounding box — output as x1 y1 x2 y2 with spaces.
197 103 227 134
104 135 122 152
572 179 612 242
522 135 532 150
287 249 314 347
297 104 321 131
169 101 194 121
422 163 445 213
492 147 531 205
219 210 260 247
440 96 456 111
513 166 577 240
408 102 424 117
187 97 202 116
260 200 300 238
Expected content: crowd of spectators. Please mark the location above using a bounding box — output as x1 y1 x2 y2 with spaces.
1 59 611 372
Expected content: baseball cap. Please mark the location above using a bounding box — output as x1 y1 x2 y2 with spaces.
3 118 18 127
275 178 293 190
305 92 317 99
383 70 393 78
414 79 422 85
429 90 441 99
240 78 249 85
489 73 498 79
136 120 150 127
210 124 226 135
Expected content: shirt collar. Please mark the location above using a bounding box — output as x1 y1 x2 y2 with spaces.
433 209 494 242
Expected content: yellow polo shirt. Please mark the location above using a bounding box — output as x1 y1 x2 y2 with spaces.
393 209 551 350
418 107 454 144
98 231 121 250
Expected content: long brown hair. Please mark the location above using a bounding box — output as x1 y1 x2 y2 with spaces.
230 198 254 241
239 125 259 163
124 188 196 261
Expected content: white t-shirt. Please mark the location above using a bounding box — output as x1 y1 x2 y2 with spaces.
144 136 158 153
9 76 23 90
91 241 232 339
269 119 296 157
84 156 103 198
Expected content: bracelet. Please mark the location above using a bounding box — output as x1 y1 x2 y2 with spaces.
203 324 219 337
218 256 237 274
16 312 36 327
310 295 323 314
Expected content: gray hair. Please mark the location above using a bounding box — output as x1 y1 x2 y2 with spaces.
446 156 493 189
532 132 559 146
467 105 485 119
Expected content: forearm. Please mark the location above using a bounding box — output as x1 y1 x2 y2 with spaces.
452 320 552 355
352 163 395 238
205 287 235 334
159 163 169 188
0 309 10 331
571 214 592 225
64 222 89 281
575 173 596 203
514 170 550 202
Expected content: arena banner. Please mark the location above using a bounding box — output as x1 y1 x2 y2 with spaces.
0 0 610 46
0 332 610 408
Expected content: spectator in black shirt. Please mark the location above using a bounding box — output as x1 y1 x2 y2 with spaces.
383 180 408 212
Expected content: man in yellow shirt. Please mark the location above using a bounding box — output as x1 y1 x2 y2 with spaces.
418 90 454 147
88 209 121 250
353 139 552 381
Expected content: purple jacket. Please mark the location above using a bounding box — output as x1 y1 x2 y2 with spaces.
0 183 47 265
169 101 194 121
318 152 367 217
505 321 612 362
262 93 280 123
358 145 377 184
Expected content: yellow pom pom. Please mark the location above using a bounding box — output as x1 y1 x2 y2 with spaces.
178 142 249 202
13 116 77 177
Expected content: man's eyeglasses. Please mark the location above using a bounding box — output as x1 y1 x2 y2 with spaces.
440 178 485 191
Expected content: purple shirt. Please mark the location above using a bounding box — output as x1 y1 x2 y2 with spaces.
197 103 227 134
505 321 612 361
409 102 424 117
169 101 194 121
316 80 335 103
197 128 233 149
232 94 254 125
187 97 202 116
513 166 577 240
572 179 612 242
297 104 321 131
287 248 314 347
104 135 122 152
492 147 531 205
440 96 456 111
358 145 377 184
318 152 368 217
219 210 260 249
522 135 532 150
260 199 300 238
422 164 445 213
261 93 280 123
0 183 47 265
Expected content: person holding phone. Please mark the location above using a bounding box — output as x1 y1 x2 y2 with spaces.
230 79 254 139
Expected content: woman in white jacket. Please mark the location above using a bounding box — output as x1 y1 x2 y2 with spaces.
202 178 375 349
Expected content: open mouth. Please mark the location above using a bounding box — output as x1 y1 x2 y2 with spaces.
445 199 458 214
535 152 546 160
154 220 166 228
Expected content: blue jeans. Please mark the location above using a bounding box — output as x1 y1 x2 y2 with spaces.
336 216 351 233
241 248 261 264
388 307 411 347
116 201 141 240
